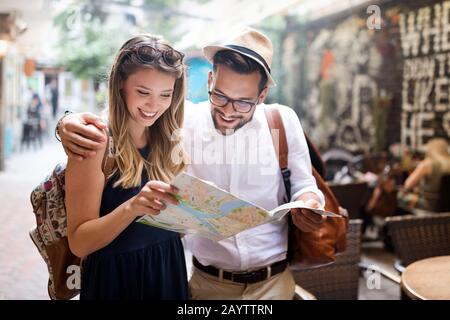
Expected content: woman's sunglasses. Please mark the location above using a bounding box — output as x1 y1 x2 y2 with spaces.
126 44 185 67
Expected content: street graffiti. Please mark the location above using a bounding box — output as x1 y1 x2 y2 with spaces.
290 0 450 153
400 0 450 150
301 18 383 152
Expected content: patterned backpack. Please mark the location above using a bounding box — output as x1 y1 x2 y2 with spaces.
29 135 114 300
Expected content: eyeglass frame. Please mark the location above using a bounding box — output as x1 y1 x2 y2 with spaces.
208 89 261 114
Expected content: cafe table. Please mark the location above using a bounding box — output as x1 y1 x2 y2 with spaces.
401 255 450 300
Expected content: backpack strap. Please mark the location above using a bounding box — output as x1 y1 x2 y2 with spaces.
101 128 115 183
264 106 291 201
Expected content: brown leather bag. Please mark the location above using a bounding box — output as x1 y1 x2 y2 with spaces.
265 106 348 269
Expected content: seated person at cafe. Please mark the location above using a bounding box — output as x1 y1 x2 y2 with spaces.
398 138 450 211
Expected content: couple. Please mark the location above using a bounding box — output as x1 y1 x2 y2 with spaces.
62 28 326 300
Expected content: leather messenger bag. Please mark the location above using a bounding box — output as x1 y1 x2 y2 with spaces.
264 106 348 269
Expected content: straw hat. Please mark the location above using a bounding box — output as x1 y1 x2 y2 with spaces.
203 27 276 86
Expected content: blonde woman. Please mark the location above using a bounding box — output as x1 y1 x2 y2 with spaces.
65 35 188 299
400 138 450 211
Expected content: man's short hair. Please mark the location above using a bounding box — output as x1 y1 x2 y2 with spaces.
212 50 268 93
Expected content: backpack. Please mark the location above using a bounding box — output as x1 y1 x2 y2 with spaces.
29 134 115 300
264 106 348 269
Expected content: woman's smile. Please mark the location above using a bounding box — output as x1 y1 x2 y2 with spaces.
138 107 158 121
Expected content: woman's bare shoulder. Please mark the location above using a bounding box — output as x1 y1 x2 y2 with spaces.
66 139 108 179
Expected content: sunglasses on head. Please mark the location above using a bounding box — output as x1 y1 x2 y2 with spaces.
126 44 185 67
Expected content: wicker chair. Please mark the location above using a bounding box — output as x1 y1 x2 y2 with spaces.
386 213 450 269
293 219 362 300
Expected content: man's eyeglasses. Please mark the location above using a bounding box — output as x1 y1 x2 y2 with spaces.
126 44 185 67
208 90 259 113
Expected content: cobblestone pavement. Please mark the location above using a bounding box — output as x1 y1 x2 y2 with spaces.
0 138 67 299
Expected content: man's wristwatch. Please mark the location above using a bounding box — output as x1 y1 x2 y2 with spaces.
55 110 74 142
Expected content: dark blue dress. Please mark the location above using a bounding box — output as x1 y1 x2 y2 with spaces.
80 146 188 300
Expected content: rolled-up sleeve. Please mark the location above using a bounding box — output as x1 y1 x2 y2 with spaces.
279 106 325 206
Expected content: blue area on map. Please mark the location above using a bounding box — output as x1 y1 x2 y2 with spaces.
177 199 255 235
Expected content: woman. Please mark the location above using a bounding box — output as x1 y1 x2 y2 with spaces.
65 34 188 299
399 138 450 211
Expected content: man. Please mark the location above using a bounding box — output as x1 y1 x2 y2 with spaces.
57 28 326 299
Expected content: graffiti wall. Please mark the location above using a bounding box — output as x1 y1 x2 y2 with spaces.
400 1 450 150
287 0 450 152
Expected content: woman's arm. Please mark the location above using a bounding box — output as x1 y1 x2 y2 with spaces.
65 133 180 258
404 158 433 191
65 135 136 258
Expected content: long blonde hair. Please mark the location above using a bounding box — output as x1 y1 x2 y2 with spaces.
425 138 450 173
108 34 187 188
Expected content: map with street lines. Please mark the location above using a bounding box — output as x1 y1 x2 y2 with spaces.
137 172 341 241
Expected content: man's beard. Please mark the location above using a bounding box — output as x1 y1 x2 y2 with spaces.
211 108 253 135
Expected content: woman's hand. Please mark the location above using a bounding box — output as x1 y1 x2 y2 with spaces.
127 181 179 217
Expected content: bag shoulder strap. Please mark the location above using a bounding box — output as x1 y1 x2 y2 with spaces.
264 106 291 200
264 106 327 202
264 106 288 168
101 128 115 183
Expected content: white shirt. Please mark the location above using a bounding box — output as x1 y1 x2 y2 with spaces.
182 101 324 271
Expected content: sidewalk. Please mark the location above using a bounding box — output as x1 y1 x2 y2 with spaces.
0 138 67 299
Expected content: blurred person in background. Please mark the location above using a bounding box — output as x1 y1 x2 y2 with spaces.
46 78 59 119
398 138 450 211
21 93 43 149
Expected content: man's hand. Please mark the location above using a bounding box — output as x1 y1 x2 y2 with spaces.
59 112 107 160
291 193 326 232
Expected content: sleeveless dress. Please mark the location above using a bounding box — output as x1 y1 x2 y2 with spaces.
80 146 188 299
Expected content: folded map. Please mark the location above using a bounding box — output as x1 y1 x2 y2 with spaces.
137 172 341 241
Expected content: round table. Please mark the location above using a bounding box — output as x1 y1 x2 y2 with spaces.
401 256 450 300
